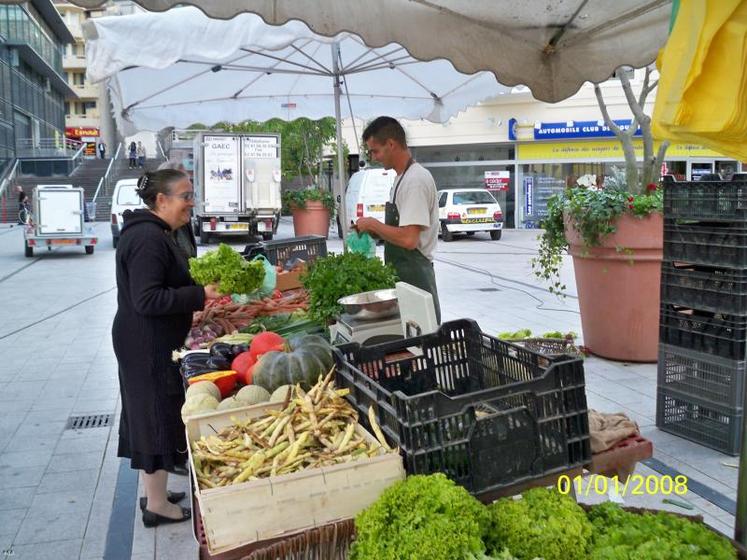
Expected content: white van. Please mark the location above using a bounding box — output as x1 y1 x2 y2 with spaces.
338 167 396 236
110 178 145 248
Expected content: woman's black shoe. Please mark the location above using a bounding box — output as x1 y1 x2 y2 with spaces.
142 506 191 528
139 490 186 512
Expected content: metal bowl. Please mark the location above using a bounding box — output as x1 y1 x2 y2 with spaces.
337 289 399 321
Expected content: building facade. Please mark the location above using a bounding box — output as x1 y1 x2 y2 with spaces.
55 0 143 156
342 70 741 229
0 0 76 174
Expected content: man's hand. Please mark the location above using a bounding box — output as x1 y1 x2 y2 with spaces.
355 217 381 235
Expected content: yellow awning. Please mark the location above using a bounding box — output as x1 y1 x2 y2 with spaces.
653 0 747 160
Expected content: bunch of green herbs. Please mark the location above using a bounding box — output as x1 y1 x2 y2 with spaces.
301 252 397 324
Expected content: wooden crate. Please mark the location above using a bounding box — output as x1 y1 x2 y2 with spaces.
186 402 404 556
275 268 304 292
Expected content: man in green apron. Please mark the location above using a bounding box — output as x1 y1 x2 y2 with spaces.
354 116 442 324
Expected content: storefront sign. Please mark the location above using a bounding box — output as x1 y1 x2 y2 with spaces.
509 119 640 141
517 140 728 161
524 176 534 216
65 127 99 138
484 170 510 190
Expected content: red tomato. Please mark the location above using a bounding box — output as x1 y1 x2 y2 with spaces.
272 289 283 299
249 331 286 360
231 351 256 379
238 363 256 386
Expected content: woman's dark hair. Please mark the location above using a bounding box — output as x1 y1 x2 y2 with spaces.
136 169 187 209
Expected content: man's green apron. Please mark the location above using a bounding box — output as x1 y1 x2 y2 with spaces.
384 160 442 324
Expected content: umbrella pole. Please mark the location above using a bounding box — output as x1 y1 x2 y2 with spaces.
737 394 747 545
332 42 349 242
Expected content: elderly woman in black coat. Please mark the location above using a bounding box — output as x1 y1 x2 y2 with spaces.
113 169 219 527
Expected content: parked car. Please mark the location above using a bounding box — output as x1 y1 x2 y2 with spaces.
337 167 396 238
111 178 145 248
438 188 503 241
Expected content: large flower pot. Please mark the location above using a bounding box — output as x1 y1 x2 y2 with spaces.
291 201 330 238
565 212 663 362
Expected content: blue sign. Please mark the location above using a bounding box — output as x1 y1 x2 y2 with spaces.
508 118 642 140
524 176 534 217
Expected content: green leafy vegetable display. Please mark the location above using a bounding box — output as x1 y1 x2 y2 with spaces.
587 502 736 560
189 244 265 295
485 488 592 560
301 252 398 325
350 473 489 560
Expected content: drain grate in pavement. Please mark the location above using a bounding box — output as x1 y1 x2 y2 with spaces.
477 287 500 292
65 413 114 430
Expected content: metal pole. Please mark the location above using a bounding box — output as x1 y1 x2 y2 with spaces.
736 392 747 545
331 42 349 242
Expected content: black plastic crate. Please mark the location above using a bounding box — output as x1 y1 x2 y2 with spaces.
660 262 747 315
243 235 327 267
656 386 742 455
657 343 746 410
663 176 747 221
664 222 747 268
333 319 591 497
659 304 747 360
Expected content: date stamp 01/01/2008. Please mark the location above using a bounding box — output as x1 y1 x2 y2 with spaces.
557 474 689 498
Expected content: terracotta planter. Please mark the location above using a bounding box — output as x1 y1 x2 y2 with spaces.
290 201 330 238
565 212 663 362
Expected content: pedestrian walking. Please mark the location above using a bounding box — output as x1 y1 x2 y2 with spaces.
128 141 137 169
137 142 146 168
98 140 107 159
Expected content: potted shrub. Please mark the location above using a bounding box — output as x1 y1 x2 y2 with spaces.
282 187 335 238
533 67 670 362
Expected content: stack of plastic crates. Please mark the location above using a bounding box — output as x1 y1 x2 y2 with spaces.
658 176 747 454
333 319 591 498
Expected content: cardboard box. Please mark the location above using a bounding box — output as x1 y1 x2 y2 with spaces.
275 268 304 291
186 402 405 555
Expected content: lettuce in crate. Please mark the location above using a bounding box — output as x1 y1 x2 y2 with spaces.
189 244 265 295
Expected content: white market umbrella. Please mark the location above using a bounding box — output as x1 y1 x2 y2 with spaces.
68 0 673 104
82 6 514 232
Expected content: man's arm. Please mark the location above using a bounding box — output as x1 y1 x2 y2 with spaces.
355 218 422 250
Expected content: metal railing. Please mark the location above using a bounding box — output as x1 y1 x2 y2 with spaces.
156 138 167 160
0 158 20 201
15 137 85 159
93 142 122 203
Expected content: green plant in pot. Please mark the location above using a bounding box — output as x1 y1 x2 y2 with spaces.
533 66 670 362
282 186 336 238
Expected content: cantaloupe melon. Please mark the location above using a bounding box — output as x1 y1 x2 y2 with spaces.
269 384 294 403
216 397 244 411
181 393 219 421
186 380 221 401
235 385 271 405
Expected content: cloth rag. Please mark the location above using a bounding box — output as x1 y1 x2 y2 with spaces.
588 409 639 454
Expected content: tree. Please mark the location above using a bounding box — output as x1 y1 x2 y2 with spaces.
594 66 669 193
213 118 337 186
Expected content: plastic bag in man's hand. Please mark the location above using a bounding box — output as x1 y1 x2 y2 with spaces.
346 230 376 257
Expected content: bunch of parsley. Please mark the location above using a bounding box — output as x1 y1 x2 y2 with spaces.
300 252 398 325
188 244 265 295
350 474 489 560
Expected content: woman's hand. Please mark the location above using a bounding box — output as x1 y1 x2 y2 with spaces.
204 284 221 300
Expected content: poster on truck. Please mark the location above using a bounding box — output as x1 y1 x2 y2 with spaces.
242 135 281 211
203 135 240 213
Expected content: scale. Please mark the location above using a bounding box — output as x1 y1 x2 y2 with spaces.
331 282 439 346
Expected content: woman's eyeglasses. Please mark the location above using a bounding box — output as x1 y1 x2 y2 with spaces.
166 191 195 201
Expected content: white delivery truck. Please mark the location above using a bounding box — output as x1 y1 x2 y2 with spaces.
192 132 282 244
23 185 98 257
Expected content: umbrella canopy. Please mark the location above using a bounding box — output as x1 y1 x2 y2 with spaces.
82 6 515 233
82 7 513 134
70 0 673 103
